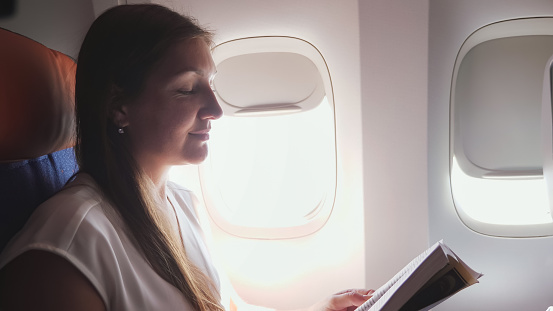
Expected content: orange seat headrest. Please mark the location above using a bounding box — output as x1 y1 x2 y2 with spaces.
0 28 76 161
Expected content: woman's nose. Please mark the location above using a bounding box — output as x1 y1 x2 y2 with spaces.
200 87 223 120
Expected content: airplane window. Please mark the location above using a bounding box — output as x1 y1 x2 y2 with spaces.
451 18 553 237
172 37 337 239
201 96 335 238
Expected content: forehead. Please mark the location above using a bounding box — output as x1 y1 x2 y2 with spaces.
152 38 216 80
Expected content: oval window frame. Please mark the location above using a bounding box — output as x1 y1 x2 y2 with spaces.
450 17 553 237
200 36 337 239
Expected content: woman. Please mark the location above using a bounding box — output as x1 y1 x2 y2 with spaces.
0 4 372 310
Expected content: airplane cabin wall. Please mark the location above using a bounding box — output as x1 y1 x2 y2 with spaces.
358 0 430 289
0 0 95 59
429 0 553 310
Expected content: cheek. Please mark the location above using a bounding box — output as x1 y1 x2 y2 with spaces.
154 107 198 147
127 95 199 150
136 100 191 131
166 107 197 134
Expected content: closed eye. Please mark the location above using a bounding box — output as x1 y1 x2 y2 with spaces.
177 89 195 95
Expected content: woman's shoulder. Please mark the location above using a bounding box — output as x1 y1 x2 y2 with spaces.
29 173 111 239
0 173 118 267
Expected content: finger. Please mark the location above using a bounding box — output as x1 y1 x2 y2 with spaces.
335 288 373 296
330 289 374 310
364 289 375 298
345 289 375 301
359 289 375 298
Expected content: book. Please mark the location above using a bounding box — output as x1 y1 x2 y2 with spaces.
355 240 482 311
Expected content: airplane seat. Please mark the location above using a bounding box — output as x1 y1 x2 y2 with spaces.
0 27 78 253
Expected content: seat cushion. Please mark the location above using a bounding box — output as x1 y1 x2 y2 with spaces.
0 147 78 252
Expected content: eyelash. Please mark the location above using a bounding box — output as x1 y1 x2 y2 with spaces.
177 82 215 96
178 89 195 95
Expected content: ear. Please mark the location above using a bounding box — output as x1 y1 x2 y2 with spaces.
108 85 130 128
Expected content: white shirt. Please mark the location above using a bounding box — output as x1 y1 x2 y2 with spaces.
0 173 220 310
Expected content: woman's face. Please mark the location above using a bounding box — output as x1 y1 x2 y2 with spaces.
119 38 222 170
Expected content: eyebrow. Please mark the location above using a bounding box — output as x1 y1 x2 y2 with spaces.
171 68 217 79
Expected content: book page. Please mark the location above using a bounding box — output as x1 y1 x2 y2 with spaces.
355 241 443 311
356 240 482 311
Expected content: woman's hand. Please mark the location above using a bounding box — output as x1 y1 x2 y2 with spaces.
315 289 375 311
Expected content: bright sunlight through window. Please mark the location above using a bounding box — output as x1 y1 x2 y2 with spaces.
199 97 336 239
451 157 552 226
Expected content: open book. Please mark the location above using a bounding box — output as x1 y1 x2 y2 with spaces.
356 240 482 311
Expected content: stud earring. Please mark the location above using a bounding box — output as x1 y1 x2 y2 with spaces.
118 128 125 134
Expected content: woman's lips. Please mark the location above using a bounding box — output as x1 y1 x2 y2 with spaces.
189 129 210 141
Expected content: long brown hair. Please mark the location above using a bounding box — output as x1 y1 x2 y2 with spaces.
75 4 223 310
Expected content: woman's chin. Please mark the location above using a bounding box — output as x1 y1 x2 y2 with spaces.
176 150 209 166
